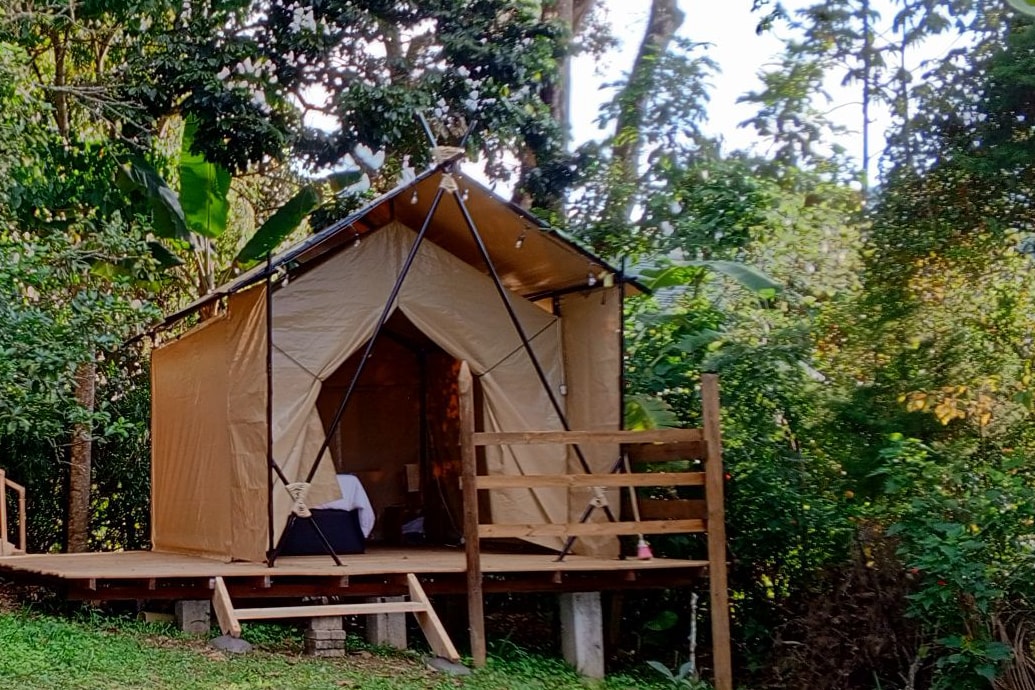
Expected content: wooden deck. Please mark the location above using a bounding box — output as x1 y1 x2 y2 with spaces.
0 547 706 600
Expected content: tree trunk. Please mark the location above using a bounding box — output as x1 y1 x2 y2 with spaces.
592 0 683 252
611 0 684 180
511 0 597 209
67 358 96 553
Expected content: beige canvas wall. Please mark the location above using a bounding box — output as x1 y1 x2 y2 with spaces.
152 287 273 561
560 287 623 557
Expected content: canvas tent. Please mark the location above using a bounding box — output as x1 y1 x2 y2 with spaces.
151 163 637 564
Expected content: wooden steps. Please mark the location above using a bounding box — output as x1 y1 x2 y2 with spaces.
212 572 460 662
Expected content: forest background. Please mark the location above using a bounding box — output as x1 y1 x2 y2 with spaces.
2 1 1035 688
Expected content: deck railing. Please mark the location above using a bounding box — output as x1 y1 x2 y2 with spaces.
457 363 732 690
0 468 26 556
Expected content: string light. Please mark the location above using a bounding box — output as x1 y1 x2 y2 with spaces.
515 230 527 249
410 190 419 204
587 270 598 287
462 188 470 202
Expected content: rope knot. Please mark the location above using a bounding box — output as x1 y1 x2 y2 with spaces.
286 482 312 518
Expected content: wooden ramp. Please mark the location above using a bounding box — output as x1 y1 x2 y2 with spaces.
212 573 459 662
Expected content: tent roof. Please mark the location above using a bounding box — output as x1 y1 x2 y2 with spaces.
160 160 643 330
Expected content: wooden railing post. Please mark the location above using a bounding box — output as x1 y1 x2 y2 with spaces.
458 361 486 666
0 468 7 556
18 484 26 554
702 374 732 690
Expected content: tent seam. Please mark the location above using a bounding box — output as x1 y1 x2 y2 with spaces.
273 343 321 379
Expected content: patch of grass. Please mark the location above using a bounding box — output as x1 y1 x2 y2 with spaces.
0 611 673 690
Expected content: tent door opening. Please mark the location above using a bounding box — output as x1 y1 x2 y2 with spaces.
316 312 471 546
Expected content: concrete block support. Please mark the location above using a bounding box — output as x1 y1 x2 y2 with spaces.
559 592 604 679
366 596 408 650
305 616 346 657
174 599 211 635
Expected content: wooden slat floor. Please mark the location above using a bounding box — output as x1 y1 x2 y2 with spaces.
0 547 706 581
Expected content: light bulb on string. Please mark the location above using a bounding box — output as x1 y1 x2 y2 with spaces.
410 190 419 205
515 230 527 249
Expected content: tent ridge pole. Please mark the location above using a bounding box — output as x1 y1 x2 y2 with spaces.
303 186 448 486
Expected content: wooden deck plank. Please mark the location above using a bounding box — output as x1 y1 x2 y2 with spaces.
0 547 706 582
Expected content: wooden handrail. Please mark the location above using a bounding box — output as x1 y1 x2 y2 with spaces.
472 428 704 446
0 469 26 555
478 519 706 539
475 472 704 490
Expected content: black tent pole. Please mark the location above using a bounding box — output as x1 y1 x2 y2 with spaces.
265 253 276 566
450 191 608 483
450 190 621 562
303 186 448 486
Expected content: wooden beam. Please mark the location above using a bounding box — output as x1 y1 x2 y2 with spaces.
5 472 27 554
0 469 6 557
702 374 732 690
624 440 708 463
478 519 705 539
637 498 707 521
475 472 704 490
212 576 241 638
407 573 461 662
458 361 487 668
472 428 704 446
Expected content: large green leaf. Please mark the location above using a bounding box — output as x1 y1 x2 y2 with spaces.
624 394 680 430
116 157 190 243
235 184 321 264
178 118 231 239
639 259 781 295
688 259 782 295
147 241 185 269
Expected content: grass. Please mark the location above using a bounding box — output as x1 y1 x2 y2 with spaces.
0 610 671 689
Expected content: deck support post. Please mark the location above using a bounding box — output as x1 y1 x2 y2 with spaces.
702 374 733 690
559 592 604 679
365 596 407 650
174 599 212 635
458 361 487 667
305 615 346 657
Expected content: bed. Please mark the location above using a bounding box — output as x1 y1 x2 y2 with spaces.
276 475 375 556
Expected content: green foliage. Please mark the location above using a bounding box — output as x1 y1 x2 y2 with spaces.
645 660 709 689
178 119 232 240
236 184 320 264
0 612 669 690
876 436 1035 689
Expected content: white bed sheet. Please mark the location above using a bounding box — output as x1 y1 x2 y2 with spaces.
314 474 376 537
